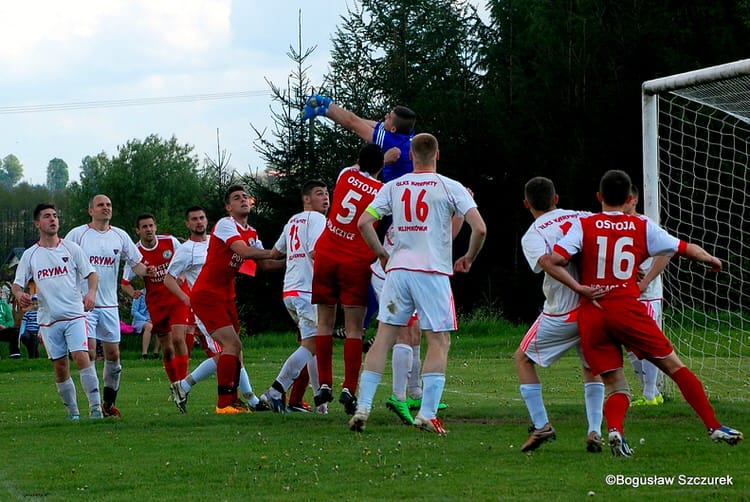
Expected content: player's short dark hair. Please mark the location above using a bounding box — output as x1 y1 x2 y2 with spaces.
599 170 632 206
184 206 206 219
358 143 385 173
224 184 247 204
524 177 556 211
392 106 416 134
301 180 326 198
630 184 640 199
33 203 56 221
135 212 156 228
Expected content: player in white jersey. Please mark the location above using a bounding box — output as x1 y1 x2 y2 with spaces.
12 203 103 420
65 194 149 417
624 186 669 406
516 177 605 453
259 180 329 413
351 133 486 434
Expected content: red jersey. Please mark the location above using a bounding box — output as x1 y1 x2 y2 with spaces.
315 166 382 260
553 212 687 300
121 235 182 312
192 216 262 299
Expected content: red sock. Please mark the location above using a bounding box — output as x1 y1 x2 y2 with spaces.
315 335 333 387
343 338 363 393
671 366 721 430
175 353 190 380
603 392 630 434
216 354 240 408
289 365 309 405
162 357 178 383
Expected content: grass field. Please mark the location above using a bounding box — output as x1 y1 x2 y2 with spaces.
0 318 747 501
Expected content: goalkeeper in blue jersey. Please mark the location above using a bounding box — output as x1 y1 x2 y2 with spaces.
303 95 416 182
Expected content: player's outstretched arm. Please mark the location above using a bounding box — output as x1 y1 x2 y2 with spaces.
325 103 377 142
683 243 722 272
302 94 377 141
229 240 274 261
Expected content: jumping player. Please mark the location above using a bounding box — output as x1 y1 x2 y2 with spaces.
312 143 384 415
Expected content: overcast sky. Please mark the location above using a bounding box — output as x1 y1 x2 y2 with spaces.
0 1 489 187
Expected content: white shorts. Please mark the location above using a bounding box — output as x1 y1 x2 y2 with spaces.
193 316 222 354
283 293 317 339
641 298 662 328
519 310 585 368
371 271 385 301
377 269 456 332
41 316 90 360
86 307 121 343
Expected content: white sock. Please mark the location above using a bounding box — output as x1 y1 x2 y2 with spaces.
520 383 548 429
239 367 259 406
79 365 101 408
307 357 320 395
182 357 217 393
103 359 122 391
391 344 412 401
56 377 79 416
642 360 660 400
407 344 422 399
584 382 604 434
357 370 382 412
276 346 313 391
419 373 445 420
628 352 644 388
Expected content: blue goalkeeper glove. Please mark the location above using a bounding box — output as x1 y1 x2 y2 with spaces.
306 94 332 108
301 94 332 121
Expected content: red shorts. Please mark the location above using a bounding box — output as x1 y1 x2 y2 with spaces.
191 290 239 334
311 253 372 306
578 297 673 376
149 298 189 335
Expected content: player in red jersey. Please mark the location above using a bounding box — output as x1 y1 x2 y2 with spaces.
549 169 743 456
121 214 189 394
190 185 277 414
312 143 384 415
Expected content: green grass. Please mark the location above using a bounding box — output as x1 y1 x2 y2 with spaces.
0 323 748 501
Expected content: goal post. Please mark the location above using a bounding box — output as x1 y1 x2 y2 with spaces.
642 59 750 402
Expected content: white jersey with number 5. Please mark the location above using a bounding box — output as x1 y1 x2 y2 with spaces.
368 172 476 275
521 208 590 315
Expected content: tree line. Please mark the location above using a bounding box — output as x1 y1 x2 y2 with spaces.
3 0 749 330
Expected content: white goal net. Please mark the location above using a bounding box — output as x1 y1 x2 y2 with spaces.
642 59 750 402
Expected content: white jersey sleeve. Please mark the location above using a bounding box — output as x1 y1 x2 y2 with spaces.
521 208 586 315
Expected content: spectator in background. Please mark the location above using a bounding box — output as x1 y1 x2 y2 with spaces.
0 293 21 359
131 289 157 360
20 295 41 359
